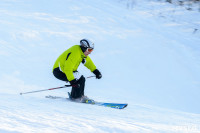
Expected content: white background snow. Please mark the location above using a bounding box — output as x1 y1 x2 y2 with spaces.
0 0 200 132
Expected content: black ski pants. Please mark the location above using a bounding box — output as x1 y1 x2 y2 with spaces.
53 67 85 98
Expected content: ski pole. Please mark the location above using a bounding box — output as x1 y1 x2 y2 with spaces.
20 85 71 95
20 76 95 95
86 76 96 78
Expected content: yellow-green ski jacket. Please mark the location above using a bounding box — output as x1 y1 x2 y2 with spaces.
53 45 96 81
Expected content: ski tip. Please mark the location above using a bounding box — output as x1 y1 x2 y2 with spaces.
20 93 22 95
123 104 128 109
118 103 128 109
119 104 128 109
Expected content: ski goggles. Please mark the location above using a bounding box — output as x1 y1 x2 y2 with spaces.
86 48 93 53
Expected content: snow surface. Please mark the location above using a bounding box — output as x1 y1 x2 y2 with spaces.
0 0 200 132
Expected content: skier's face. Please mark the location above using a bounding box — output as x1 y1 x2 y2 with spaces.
84 51 91 56
84 48 93 56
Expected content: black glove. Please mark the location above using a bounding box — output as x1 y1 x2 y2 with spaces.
69 79 80 88
93 69 102 79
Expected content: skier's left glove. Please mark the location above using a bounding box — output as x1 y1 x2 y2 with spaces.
69 79 80 88
93 69 102 79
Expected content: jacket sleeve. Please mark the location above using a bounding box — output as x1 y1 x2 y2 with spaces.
63 54 76 81
84 56 96 72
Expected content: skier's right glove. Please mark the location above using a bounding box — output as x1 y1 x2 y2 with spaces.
69 79 80 88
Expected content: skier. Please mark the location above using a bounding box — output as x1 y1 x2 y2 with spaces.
52 39 102 102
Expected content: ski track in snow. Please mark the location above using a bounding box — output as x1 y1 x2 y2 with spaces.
0 0 200 132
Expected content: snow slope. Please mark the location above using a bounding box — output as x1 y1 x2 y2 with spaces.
0 0 200 132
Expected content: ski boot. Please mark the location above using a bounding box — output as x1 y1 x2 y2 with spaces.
80 95 95 104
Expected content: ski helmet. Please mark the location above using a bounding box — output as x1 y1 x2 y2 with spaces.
80 39 94 52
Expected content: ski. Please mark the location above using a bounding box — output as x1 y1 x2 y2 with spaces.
45 95 128 109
